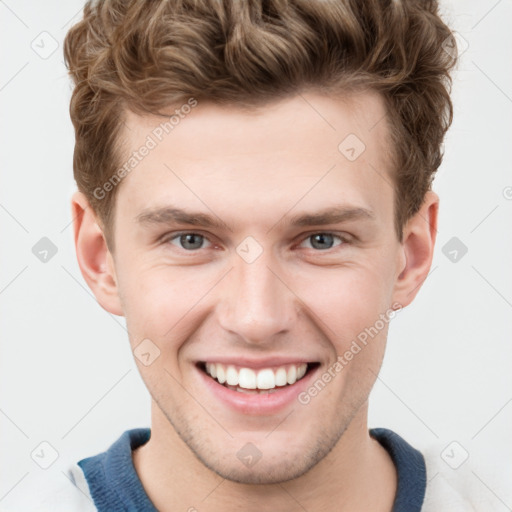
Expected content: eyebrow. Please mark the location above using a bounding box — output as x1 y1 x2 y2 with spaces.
135 205 375 230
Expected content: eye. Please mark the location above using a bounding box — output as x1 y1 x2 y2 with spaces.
299 232 347 251
166 232 213 251
161 231 349 253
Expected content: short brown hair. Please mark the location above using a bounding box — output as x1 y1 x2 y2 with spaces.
64 0 457 248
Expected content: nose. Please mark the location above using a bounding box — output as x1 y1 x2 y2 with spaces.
217 249 297 346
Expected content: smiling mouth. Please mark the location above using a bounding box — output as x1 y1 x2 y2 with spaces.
198 361 319 394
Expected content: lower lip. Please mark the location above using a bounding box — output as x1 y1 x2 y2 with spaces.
197 364 320 416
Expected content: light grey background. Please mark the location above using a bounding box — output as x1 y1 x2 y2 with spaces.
1 0 511 509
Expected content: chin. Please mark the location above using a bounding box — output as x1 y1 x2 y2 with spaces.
200 455 320 485
177 421 344 486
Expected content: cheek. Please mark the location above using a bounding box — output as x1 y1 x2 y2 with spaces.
118 263 214 346
300 265 391 345
297 263 394 392
117 240 397 352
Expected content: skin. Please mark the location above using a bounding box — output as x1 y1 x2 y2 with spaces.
72 91 438 512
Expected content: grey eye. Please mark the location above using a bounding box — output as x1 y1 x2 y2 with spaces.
170 233 210 251
301 233 344 251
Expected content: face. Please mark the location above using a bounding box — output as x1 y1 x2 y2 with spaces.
106 91 406 484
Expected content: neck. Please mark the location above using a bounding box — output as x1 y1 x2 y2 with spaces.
133 401 397 512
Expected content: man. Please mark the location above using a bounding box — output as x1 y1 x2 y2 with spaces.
27 0 477 510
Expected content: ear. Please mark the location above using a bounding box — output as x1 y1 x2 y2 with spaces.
392 190 439 308
71 191 124 316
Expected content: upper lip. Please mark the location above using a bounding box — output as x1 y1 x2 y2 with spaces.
198 357 319 369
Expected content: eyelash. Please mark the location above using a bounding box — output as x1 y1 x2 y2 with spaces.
161 231 351 253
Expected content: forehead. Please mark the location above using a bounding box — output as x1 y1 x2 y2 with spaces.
115 91 393 232
122 90 389 159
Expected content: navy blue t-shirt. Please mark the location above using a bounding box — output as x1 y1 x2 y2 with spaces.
78 427 426 511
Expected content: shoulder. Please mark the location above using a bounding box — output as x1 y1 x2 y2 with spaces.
421 442 502 512
4 429 151 512
2 464 95 512
77 427 154 511
371 428 505 511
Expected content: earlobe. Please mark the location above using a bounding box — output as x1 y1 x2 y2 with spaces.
392 191 439 308
71 191 124 316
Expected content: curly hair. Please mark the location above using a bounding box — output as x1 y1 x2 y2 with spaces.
64 0 457 248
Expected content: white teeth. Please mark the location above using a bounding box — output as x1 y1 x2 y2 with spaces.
216 364 226 384
275 367 288 387
287 365 297 385
233 386 257 394
238 368 257 389
226 365 238 386
205 363 216 378
256 369 275 390
204 362 309 390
